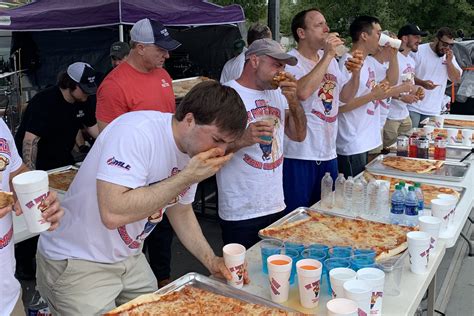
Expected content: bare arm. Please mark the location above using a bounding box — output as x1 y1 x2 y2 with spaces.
22 132 40 170
97 120 109 133
385 49 399 86
98 148 232 229
445 49 461 83
86 124 99 139
297 53 333 101
280 75 306 141
166 203 233 280
339 84 391 113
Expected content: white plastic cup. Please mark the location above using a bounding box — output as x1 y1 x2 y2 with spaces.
357 268 386 316
434 116 444 128
12 170 51 233
343 279 372 316
437 194 458 224
418 216 442 252
267 254 292 303
327 298 359 316
296 258 323 308
223 243 246 289
423 125 435 140
462 129 473 146
329 267 357 299
407 231 431 274
431 198 456 232
378 33 401 49
446 128 458 145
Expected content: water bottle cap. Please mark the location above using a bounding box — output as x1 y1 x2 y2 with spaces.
399 181 406 186
414 182 421 187
408 186 415 191
395 185 401 190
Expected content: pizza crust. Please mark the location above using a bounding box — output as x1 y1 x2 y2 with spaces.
375 242 408 261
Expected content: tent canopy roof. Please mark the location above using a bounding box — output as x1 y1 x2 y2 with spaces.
0 0 245 31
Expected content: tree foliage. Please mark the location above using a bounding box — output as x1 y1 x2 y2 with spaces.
211 0 474 40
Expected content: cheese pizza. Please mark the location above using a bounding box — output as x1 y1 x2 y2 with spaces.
260 211 416 261
105 286 294 315
443 119 474 128
381 156 444 174
48 169 78 192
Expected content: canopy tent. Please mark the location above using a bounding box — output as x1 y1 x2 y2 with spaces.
0 0 245 87
0 0 245 31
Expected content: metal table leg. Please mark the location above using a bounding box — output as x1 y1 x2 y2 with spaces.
427 273 436 316
460 232 473 256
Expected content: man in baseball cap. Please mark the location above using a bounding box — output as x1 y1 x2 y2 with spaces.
397 24 428 38
67 62 99 95
109 41 130 68
245 38 298 66
130 18 181 51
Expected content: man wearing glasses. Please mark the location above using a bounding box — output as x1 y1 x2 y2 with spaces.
409 26 462 127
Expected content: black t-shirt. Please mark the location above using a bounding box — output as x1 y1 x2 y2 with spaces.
15 86 96 170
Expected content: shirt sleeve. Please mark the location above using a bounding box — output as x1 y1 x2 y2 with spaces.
96 78 128 123
22 96 50 138
0 120 23 174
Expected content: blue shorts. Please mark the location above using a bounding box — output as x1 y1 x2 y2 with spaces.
283 158 338 215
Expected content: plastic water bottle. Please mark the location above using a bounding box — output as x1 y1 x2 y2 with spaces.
390 185 405 225
321 172 334 208
366 179 379 216
343 176 354 212
334 173 346 209
399 181 408 198
414 182 424 215
352 178 366 216
377 180 391 220
404 186 419 226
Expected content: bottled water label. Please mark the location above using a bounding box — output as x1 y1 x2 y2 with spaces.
405 204 418 216
391 201 404 214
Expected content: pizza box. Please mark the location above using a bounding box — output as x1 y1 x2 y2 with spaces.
365 154 470 182
258 207 409 267
47 165 79 194
107 272 298 314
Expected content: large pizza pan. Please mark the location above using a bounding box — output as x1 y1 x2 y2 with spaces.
356 171 466 210
47 165 79 194
153 272 297 312
365 154 470 182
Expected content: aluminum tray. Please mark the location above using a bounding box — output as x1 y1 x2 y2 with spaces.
154 272 296 312
365 154 470 182
388 145 472 160
47 165 79 194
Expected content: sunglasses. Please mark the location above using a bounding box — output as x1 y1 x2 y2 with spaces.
437 38 454 48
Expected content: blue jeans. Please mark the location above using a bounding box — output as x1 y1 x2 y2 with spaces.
409 111 433 128
283 158 338 215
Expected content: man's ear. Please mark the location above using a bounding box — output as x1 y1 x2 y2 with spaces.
184 112 195 127
297 27 305 41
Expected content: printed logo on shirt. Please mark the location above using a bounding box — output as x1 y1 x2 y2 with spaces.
318 73 338 116
76 110 85 118
0 224 13 249
365 67 376 89
0 138 11 156
161 79 170 88
106 157 131 171
117 167 190 248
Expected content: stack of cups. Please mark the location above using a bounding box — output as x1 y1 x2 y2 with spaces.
296 259 323 308
446 128 458 145
418 216 442 252
357 268 386 316
222 243 246 289
343 279 372 316
434 116 444 128
461 129 473 146
267 254 292 303
423 125 435 141
12 170 51 233
329 268 356 298
438 193 459 224
407 231 431 274
431 198 456 233
326 298 359 316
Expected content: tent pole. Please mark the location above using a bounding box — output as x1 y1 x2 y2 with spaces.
268 0 280 42
119 24 124 42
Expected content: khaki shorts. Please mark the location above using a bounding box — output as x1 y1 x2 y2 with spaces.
11 290 25 316
383 116 412 148
36 251 157 315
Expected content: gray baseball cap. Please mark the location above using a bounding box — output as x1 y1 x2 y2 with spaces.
130 18 181 51
67 62 98 95
245 38 297 66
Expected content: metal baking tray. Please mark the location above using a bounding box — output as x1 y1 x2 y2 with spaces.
47 165 79 193
359 171 465 209
365 154 470 182
388 145 472 160
154 272 296 312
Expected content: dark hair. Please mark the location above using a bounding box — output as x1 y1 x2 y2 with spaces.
247 23 272 45
349 16 380 42
57 71 78 90
175 81 247 137
436 27 456 40
291 8 321 43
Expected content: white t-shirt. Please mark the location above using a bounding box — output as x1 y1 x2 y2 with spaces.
0 120 23 316
38 112 197 263
220 50 246 83
409 43 462 115
337 53 381 155
284 49 349 161
368 56 391 128
217 80 286 221
387 52 415 120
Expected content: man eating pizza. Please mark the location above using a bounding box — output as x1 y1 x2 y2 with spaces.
36 81 250 315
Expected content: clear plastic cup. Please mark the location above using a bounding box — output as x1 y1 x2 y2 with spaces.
329 246 353 258
283 247 300 285
260 239 284 274
351 254 376 271
325 257 351 295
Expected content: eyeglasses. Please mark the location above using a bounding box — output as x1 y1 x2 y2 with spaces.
438 38 454 48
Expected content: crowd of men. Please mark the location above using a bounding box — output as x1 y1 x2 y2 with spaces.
0 8 462 315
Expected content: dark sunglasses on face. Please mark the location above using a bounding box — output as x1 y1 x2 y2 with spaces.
437 38 454 48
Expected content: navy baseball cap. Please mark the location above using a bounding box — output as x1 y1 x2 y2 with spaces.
130 18 181 51
398 24 428 38
67 62 98 95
